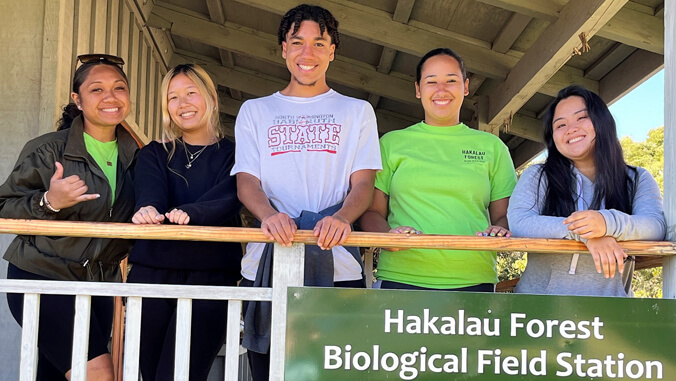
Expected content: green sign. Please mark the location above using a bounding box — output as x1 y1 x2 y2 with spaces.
285 287 676 380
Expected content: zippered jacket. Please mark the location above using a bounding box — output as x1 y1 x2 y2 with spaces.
0 116 138 281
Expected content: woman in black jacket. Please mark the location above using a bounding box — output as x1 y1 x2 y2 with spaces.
0 54 138 380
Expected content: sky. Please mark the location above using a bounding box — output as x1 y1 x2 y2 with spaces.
609 69 665 141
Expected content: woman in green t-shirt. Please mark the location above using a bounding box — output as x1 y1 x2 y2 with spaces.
360 48 517 291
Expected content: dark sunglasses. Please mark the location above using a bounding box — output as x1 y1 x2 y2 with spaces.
77 54 125 66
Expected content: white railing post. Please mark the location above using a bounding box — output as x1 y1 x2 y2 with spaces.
224 300 242 380
123 296 143 380
269 243 305 380
664 0 676 298
19 293 40 381
70 294 92 381
174 298 192 380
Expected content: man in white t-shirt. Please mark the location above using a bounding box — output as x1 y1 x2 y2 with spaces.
231 4 382 379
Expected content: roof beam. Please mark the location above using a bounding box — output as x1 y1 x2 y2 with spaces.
584 43 637 80
487 0 627 126
600 49 663 105
511 139 545 169
148 4 417 105
596 7 664 55
477 0 664 55
473 0 563 22
231 0 597 99
204 0 243 101
508 113 544 142
393 0 416 23
492 13 533 53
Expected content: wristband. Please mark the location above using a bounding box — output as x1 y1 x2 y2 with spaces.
40 191 61 213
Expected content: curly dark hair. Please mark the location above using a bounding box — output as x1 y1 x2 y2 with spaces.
277 4 340 48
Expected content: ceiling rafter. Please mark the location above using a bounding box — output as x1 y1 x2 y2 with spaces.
487 0 627 127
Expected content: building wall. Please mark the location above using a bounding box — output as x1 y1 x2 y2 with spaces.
0 0 167 376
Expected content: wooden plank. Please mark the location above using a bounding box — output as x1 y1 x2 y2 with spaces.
75 0 93 55
117 5 131 75
393 0 416 23
367 94 381 109
468 74 486 97
128 19 141 125
175 298 192 380
0 219 673 255
224 300 242 380
599 49 663 105
596 7 664 55
123 296 142 380
137 41 150 132
511 139 545 170
218 50 243 100
584 43 637 81
488 0 627 126
507 112 543 142
206 0 225 24
39 0 68 131
70 295 92 381
376 48 397 74
492 13 532 53
19 293 39 381
146 60 158 140
93 0 108 53
131 0 154 22
473 0 563 22
107 0 120 55
663 0 675 298
269 243 305 380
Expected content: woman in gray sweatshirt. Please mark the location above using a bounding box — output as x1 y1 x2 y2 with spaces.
507 85 665 297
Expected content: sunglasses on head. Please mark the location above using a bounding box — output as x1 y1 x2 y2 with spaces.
77 54 125 66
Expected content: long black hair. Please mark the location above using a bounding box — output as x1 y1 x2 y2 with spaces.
539 85 636 216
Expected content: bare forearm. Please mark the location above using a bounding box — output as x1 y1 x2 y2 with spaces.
359 209 391 233
236 174 277 221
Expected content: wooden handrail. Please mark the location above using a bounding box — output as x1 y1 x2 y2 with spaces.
0 218 674 255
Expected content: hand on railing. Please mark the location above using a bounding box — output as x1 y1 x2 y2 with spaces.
476 225 512 237
314 214 351 250
132 206 165 224
585 236 627 278
261 212 297 247
382 226 422 252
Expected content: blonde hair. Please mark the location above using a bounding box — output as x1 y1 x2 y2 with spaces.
159 64 222 160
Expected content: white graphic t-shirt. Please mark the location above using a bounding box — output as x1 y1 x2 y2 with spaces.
232 89 382 281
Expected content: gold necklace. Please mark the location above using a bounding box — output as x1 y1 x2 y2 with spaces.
92 140 118 166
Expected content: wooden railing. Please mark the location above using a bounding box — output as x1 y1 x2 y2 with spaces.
0 218 674 381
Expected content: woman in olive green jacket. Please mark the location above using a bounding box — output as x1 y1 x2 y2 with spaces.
0 54 138 381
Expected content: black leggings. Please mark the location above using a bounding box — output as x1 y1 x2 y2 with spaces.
6 263 113 381
126 264 239 381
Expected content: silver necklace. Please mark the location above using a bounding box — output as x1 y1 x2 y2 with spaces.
184 142 208 169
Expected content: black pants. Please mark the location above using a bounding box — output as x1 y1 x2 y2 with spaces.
380 280 495 292
241 278 364 381
126 264 239 381
6 263 113 381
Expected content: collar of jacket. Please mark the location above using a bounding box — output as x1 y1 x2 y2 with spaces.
64 115 138 168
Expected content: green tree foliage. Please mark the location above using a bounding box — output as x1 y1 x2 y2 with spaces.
621 126 664 298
